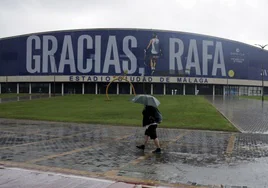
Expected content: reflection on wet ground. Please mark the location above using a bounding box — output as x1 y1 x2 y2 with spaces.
1 118 268 187
0 94 54 103
207 95 268 134
1 96 268 187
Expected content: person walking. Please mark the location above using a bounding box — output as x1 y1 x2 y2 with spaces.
136 105 162 153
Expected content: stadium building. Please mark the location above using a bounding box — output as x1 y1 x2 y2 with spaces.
0 28 268 96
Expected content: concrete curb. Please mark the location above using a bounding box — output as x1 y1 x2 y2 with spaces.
0 166 173 188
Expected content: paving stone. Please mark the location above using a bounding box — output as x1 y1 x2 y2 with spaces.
206 96 268 133
35 139 140 172
231 133 268 161
1 108 268 187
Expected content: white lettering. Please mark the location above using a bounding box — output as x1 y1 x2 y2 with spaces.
42 35 57 73
202 40 213 76
122 36 137 74
26 35 41 73
77 35 93 73
185 39 201 75
169 38 184 73
103 36 121 73
59 35 76 73
95 36 101 73
263 70 268 76
212 42 226 76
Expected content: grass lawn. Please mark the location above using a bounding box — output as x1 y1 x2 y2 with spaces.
0 94 237 132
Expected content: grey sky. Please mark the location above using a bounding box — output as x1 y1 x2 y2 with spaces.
1 0 268 46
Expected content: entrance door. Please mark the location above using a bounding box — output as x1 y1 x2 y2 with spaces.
215 85 223 95
225 85 239 96
197 84 213 95
185 84 195 95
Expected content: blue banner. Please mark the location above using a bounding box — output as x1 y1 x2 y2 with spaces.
0 28 268 80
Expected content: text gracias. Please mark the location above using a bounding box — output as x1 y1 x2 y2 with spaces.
27 35 226 77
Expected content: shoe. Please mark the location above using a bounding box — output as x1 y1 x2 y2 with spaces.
152 148 161 153
136 145 145 150
151 70 155 75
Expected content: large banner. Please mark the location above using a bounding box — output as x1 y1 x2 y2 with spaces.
0 29 268 81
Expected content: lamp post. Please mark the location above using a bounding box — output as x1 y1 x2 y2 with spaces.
143 49 148 94
262 63 264 102
54 70 56 97
255 44 268 102
52 55 58 97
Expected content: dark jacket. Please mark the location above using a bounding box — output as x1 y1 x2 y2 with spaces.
142 105 158 127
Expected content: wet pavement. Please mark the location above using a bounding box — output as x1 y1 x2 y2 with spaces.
206 96 268 134
1 117 268 188
1 96 268 187
0 167 170 188
0 94 54 103
0 167 116 188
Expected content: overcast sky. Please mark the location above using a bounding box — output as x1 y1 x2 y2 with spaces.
1 0 268 46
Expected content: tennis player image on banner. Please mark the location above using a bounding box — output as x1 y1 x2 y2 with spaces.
144 33 163 75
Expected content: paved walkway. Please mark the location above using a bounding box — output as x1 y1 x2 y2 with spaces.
206 96 268 133
1 117 268 188
1 96 268 187
0 167 169 188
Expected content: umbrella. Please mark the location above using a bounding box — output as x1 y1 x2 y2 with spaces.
131 94 160 108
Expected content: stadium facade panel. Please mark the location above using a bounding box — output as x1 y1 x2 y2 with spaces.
0 28 267 95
